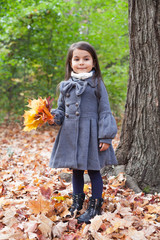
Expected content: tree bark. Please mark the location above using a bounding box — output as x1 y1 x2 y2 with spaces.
116 0 160 192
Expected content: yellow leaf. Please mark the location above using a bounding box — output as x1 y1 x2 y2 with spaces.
18 184 25 190
23 97 54 132
51 196 66 202
27 97 44 113
23 118 44 131
84 184 89 194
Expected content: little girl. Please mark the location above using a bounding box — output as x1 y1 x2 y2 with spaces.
49 41 117 224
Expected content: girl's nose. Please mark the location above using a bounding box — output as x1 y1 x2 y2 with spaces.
79 59 84 64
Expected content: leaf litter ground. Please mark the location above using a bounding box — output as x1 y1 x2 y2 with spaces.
0 123 160 240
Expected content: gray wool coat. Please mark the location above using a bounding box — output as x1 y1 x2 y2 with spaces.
49 76 118 170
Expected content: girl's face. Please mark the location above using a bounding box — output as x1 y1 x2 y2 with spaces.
71 49 94 74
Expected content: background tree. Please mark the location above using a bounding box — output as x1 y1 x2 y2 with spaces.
0 0 128 122
116 0 160 193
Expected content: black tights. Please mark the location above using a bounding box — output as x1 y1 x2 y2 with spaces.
72 169 103 199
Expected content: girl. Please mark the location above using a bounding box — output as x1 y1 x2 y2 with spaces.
49 41 118 224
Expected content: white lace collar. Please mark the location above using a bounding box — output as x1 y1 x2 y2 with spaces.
71 71 94 80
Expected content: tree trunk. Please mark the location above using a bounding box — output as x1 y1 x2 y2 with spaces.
116 0 160 192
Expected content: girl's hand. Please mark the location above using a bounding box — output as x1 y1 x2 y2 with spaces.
99 142 110 152
48 118 55 125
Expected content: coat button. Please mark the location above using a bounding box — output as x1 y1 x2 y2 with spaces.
75 102 79 107
65 113 69 118
66 93 70 97
75 111 79 116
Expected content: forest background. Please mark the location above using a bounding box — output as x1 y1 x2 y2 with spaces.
1 1 160 239
0 0 128 123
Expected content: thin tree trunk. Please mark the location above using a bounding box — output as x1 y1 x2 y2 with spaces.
116 0 160 192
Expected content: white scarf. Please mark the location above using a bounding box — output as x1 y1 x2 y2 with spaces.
71 71 94 80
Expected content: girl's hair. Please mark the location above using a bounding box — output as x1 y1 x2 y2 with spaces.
65 41 102 81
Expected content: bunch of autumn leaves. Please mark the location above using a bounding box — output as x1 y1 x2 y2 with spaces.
23 97 55 131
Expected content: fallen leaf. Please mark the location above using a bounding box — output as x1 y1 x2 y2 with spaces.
52 222 68 238
84 184 90 194
62 233 82 240
127 227 147 240
1 124 160 240
38 214 53 238
146 204 160 214
0 226 17 240
52 195 67 202
109 172 126 188
2 206 18 227
105 221 121 235
68 219 77 231
28 194 51 214
90 215 103 232
40 186 52 199
22 220 38 233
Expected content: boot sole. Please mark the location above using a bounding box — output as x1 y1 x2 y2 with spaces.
78 219 91 224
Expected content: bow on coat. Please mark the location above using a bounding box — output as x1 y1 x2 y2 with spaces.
60 78 88 96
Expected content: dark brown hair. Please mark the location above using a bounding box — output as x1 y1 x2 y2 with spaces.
65 41 102 81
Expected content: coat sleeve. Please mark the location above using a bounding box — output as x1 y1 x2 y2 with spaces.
51 91 65 126
98 81 117 144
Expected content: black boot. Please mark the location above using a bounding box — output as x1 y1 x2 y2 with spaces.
77 197 103 224
69 193 85 216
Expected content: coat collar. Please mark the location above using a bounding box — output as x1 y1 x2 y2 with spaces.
71 75 98 88
71 71 94 80
86 77 98 88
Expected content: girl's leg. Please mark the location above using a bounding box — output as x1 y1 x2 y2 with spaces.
88 170 103 199
69 169 85 215
77 170 103 223
72 169 84 194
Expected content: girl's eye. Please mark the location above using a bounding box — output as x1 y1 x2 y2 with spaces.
85 58 89 61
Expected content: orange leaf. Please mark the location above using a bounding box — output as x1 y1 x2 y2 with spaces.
28 195 50 214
